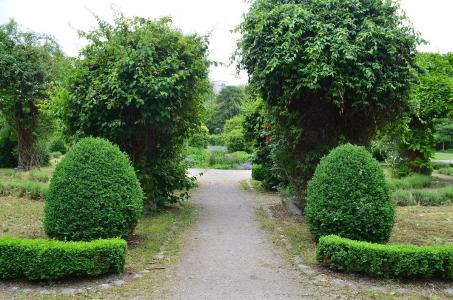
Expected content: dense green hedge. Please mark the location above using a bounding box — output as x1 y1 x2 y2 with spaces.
305 144 394 243
317 235 453 279
44 137 144 241
0 237 127 281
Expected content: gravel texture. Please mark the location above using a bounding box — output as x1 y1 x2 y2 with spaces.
169 169 308 300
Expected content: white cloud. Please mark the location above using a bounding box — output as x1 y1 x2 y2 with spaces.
0 0 451 85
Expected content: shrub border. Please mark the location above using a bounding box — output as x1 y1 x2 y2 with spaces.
0 236 127 281
316 235 453 279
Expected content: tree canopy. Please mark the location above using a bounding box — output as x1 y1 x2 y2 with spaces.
237 0 419 208
57 14 210 206
396 52 453 174
0 20 62 169
205 85 244 133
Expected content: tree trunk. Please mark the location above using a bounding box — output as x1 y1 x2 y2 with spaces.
16 125 38 170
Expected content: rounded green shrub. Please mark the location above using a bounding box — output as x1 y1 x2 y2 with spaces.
49 136 67 154
305 144 394 243
44 137 144 241
225 129 247 152
188 125 209 148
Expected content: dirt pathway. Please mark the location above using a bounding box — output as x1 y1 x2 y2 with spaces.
168 169 308 300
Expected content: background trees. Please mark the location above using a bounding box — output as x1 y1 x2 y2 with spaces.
395 53 453 175
205 85 244 133
57 14 210 207
0 20 63 169
237 0 419 209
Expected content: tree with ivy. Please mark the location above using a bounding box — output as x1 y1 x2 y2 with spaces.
0 20 62 169
237 0 419 209
57 14 210 207
396 53 452 175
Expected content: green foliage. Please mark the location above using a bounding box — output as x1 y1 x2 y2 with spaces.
206 86 245 132
237 0 419 208
225 129 248 152
432 161 453 170
0 236 126 281
305 144 394 243
44 137 143 241
397 53 453 174
0 20 63 169
393 186 453 206
386 174 432 190
56 14 210 207
188 125 209 149
223 115 249 152
208 134 225 146
434 118 453 151
251 164 265 181
0 126 17 168
48 136 67 154
185 147 251 169
317 235 453 279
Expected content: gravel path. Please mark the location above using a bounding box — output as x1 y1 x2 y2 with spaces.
168 169 307 300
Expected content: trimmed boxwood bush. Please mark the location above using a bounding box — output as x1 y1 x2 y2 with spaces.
317 235 453 279
305 144 394 243
0 236 126 281
44 137 144 241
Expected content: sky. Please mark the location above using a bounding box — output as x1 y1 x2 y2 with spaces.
0 0 452 85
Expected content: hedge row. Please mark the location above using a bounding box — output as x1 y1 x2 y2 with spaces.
0 236 127 281
317 235 453 279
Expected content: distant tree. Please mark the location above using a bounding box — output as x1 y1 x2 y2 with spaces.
57 14 210 207
237 0 419 209
0 20 62 169
434 119 453 151
396 53 452 175
207 86 244 133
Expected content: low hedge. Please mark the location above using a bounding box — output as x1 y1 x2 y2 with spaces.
316 235 453 279
0 236 127 281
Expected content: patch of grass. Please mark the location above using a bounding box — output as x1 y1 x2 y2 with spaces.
0 179 48 199
392 186 453 206
438 167 453 176
432 161 453 170
390 205 453 246
434 152 453 161
126 202 194 271
386 174 433 190
0 196 45 238
185 147 251 169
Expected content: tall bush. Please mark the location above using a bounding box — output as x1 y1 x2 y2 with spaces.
305 144 394 243
237 0 419 209
44 137 143 241
56 14 210 207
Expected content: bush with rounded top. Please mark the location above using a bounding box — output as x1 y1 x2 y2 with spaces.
305 144 394 243
44 137 143 241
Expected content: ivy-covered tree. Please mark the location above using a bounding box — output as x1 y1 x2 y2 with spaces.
237 0 419 209
0 20 62 169
396 53 453 175
57 14 210 207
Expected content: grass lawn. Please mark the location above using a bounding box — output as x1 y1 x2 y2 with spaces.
434 152 453 160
